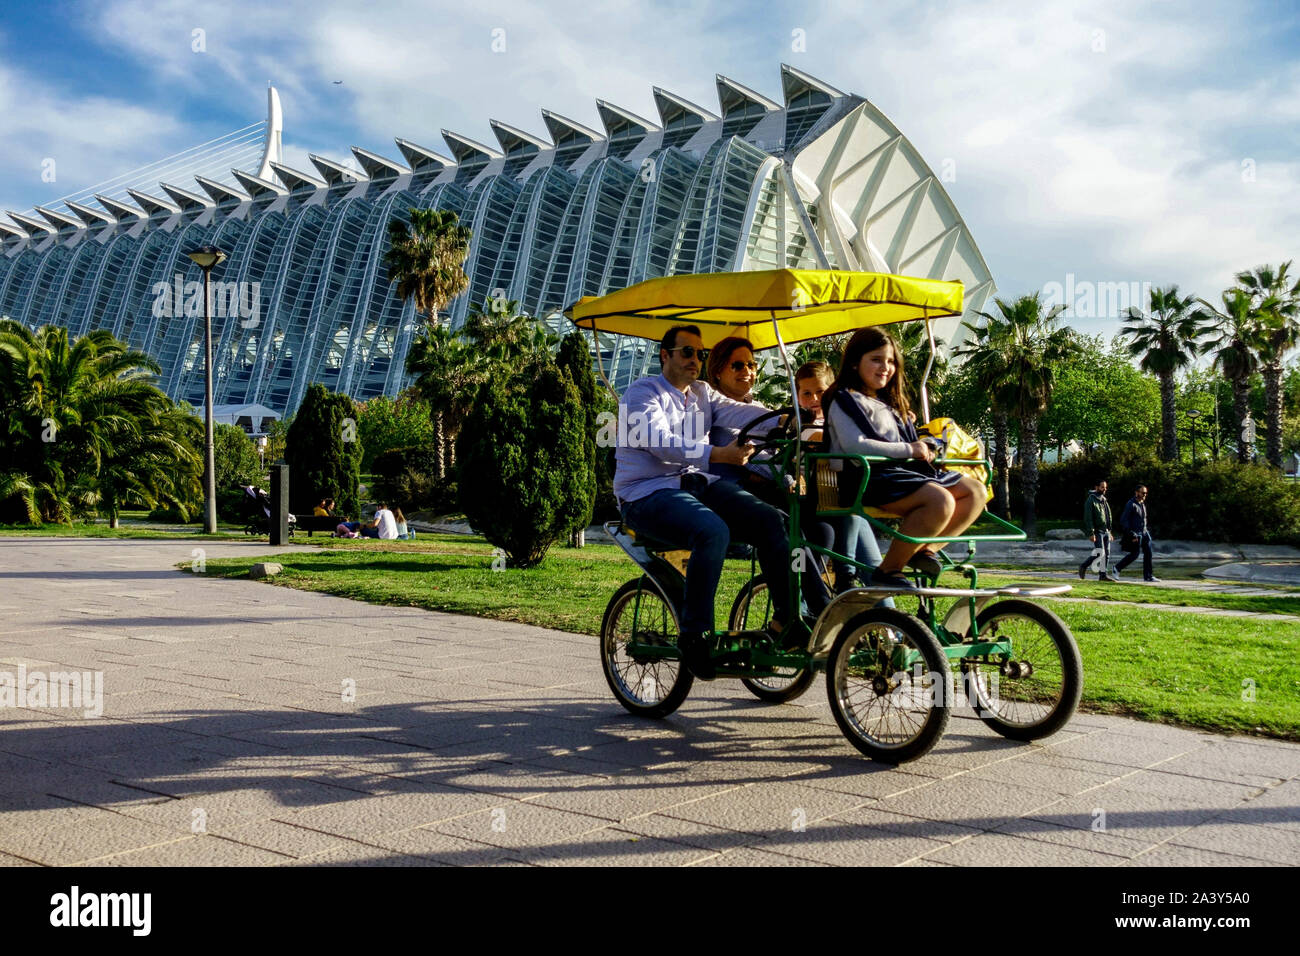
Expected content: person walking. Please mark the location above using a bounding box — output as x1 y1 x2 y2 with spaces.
1115 484 1157 582
1079 478 1116 582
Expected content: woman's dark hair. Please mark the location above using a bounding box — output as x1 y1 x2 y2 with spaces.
823 327 910 420
706 336 755 391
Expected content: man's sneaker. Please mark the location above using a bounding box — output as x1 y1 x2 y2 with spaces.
870 567 918 591
1144 576 1161 583
906 550 943 579
1078 565 1087 581
1110 567 1123 581
676 633 716 681
1099 573 1116 583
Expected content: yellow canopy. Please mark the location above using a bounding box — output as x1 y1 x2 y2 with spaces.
565 268 964 349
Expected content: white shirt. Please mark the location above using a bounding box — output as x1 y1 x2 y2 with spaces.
374 508 398 539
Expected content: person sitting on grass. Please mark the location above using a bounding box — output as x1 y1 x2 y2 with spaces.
360 502 398 540
824 327 987 590
334 517 359 538
393 507 415 540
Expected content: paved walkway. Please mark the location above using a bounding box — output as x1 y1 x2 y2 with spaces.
1 537 1297 867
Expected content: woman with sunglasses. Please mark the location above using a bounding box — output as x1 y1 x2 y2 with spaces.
706 337 835 617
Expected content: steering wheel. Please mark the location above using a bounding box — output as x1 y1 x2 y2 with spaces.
735 406 800 459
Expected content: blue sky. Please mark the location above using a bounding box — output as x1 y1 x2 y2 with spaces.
2 0 1297 340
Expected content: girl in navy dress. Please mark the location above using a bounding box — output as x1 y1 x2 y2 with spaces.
824 327 987 589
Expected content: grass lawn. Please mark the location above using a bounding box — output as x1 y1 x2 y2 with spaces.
184 535 1300 741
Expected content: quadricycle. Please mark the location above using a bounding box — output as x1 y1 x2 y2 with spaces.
566 269 1082 764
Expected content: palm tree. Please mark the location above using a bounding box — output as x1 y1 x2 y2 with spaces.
954 313 1014 517
385 208 472 475
958 294 1077 534
404 322 482 478
1201 289 1272 463
384 209 472 329
1235 262 1300 467
1119 286 1210 461
0 320 199 525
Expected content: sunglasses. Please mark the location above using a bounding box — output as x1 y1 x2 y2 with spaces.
666 346 709 360
729 360 758 372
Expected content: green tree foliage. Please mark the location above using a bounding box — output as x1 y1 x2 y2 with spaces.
555 332 599 543
457 357 589 568
1235 262 1300 467
214 423 263 489
356 391 435 472
1038 336 1161 455
0 320 201 526
370 445 455 514
1201 289 1269 463
1119 285 1210 461
384 208 471 328
285 384 362 517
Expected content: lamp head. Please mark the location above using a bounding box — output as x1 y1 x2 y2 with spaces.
1186 409 1202 420
186 246 227 270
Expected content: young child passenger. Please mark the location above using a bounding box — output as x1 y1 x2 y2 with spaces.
823 328 986 590
795 361 891 606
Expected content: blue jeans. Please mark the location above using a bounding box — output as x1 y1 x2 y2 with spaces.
832 514 895 608
622 480 792 636
1115 531 1153 578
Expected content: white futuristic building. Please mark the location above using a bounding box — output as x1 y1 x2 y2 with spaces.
0 66 994 414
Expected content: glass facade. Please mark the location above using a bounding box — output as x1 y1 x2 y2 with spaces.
1 66 995 412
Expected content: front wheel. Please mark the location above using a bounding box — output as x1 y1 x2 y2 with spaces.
729 576 815 703
965 599 1082 741
825 607 951 764
600 578 693 718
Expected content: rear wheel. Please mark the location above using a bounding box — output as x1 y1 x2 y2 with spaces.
965 599 1082 741
825 607 951 763
729 576 814 703
600 578 693 718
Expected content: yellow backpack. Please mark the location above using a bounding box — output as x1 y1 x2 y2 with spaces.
918 418 994 502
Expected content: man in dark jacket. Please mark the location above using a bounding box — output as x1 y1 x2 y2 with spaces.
1079 479 1116 582
1115 484 1158 582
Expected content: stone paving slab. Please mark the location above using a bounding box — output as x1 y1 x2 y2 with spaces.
0 537 1297 867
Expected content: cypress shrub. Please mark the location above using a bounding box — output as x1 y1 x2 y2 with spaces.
284 384 362 517
555 333 599 539
456 357 590 568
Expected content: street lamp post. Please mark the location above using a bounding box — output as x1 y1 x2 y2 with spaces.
185 246 227 534
1186 409 1202 465
256 435 268 475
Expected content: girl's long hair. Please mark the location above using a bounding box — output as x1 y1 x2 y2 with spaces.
706 336 755 394
823 326 910 421
392 507 406 524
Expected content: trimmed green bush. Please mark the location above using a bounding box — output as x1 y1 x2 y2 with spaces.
555 333 599 538
1011 445 1300 544
284 384 362 517
456 357 590 567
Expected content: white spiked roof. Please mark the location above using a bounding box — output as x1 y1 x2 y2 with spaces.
441 130 502 164
652 88 719 126
540 110 604 145
231 168 287 198
35 206 83 230
7 211 53 235
490 120 549 155
93 194 144 220
269 162 328 191
309 154 367 185
350 147 410 179
0 220 29 239
595 100 661 136
65 200 115 225
394 138 455 172
159 182 212 211
127 189 181 216
195 176 250 205
779 63 844 103
715 74 781 115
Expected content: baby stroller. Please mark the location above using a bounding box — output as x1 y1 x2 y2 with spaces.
240 485 296 536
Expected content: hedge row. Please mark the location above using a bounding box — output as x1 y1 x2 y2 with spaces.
1009 446 1300 545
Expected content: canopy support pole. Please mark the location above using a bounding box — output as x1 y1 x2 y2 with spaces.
772 309 801 478
919 315 936 423
591 327 620 402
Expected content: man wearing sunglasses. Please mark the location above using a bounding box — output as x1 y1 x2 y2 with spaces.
615 325 794 679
